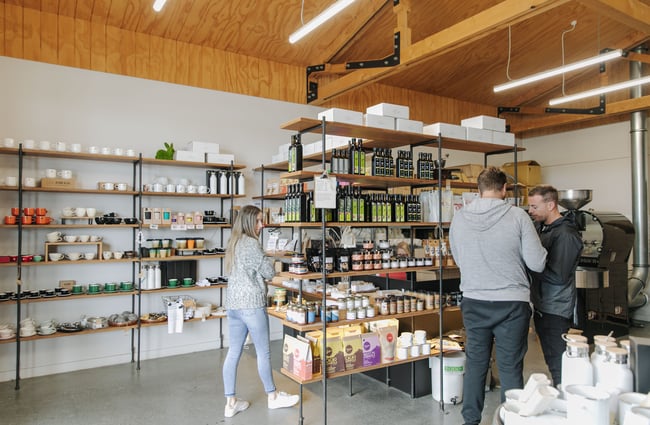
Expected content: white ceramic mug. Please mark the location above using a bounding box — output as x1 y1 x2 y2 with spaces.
45 168 57 178
55 141 66 152
64 235 78 242
86 208 96 218
198 185 208 194
62 207 74 216
74 208 86 217
23 177 36 187
125 149 136 157
3 138 15 148
618 393 648 425
152 183 163 192
47 231 62 242
176 184 186 193
71 143 82 153
84 252 96 260
100 182 115 191
101 147 111 155
78 235 90 242
116 183 128 191
113 251 124 259
5 176 17 186
39 140 51 150
165 184 175 193
113 147 124 156
90 235 102 242
23 139 35 149
102 251 113 260
57 170 72 179
187 185 198 193
88 146 99 154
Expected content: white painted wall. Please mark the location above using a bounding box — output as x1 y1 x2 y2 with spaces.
0 57 323 381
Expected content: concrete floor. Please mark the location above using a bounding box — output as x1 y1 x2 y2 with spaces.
1 331 548 425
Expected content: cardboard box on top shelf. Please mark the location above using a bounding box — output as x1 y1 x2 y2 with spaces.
395 118 423 133
455 164 484 182
423 122 466 140
174 150 205 162
502 160 541 186
186 141 219 154
364 113 395 130
41 177 77 189
465 127 493 144
317 108 364 125
366 103 410 119
461 115 506 132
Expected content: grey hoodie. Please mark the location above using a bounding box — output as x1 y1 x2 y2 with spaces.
449 198 547 302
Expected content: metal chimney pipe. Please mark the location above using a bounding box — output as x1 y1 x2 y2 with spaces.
628 45 649 310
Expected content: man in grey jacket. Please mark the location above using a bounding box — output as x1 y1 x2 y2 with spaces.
450 167 547 425
528 185 583 387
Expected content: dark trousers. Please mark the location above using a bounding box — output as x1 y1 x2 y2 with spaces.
533 310 571 386
461 298 531 425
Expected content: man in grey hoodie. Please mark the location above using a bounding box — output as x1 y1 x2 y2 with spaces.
450 167 547 425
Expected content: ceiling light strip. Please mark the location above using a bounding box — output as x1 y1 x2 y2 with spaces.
549 76 650 106
493 49 623 93
289 0 356 44
153 0 167 12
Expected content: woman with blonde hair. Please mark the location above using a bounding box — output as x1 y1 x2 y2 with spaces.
222 205 299 418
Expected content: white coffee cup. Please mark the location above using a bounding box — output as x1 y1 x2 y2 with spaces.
64 235 78 243
24 177 36 187
102 251 113 260
57 169 72 179
187 185 198 193
125 149 136 157
113 148 124 156
152 183 163 192
176 184 186 193
47 232 63 242
84 252 96 260
62 207 74 216
23 139 35 149
90 235 102 242
88 146 99 154
113 251 124 259
66 252 82 261
75 208 86 217
198 185 208 194
116 183 128 191
100 182 115 191
71 143 82 153
86 208 96 218
55 141 66 152
78 235 90 242
45 168 57 178
101 147 111 155
3 138 15 148
39 140 51 150
165 184 176 193
5 176 17 186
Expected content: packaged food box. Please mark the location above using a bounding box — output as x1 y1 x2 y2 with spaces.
342 333 363 371
362 332 381 367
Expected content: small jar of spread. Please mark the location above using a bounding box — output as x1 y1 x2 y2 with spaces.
351 250 364 262
362 240 374 249
352 261 363 271
364 260 373 270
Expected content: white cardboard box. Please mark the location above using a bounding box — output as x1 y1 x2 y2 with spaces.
186 141 220 154
465 127 493 144
277 142 291 155
395 118 423 133
461 115 506 132
366 102 410 119
271 153 283 164
364 113 395 130
326 135 350 149
423 122 466 140
317 108 363 125
174 150 205 162
491 131 516 146
206 153 235 164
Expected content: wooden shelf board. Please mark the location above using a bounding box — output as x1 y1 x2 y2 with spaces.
141 157 245 170
0 147 140 163
142 192 244 198
0 258 138 267
0 223 139 229
140 254 224 262
275 265 456 280
0 324 138 344
268 222 448 229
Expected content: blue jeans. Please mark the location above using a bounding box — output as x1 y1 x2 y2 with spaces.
223 307 276 397
461 298 531 425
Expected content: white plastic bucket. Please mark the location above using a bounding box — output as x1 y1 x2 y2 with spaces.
565 384 610 425
430 351 465 404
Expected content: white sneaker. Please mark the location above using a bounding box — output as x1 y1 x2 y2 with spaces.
268 391 299 409
224 398 249 418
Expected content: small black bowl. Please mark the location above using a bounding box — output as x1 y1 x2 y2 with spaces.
124 218 138 225
204 210 215 216
95 217 106 225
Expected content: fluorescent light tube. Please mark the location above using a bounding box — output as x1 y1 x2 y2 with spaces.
493 49 623 93
153 0 167 12
289 0 356 44
549 76 650 105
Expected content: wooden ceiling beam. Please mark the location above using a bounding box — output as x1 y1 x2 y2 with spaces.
509 94 650 134
577 0 650 34
321 0 390 64
313 0 570 105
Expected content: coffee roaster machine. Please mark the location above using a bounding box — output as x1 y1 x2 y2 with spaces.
558 190 635 338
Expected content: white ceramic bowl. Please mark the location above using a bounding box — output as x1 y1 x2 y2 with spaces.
48 253 64 261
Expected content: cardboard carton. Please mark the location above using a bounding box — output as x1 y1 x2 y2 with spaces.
502 160 541 186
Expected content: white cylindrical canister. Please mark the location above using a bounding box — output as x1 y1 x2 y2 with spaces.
430 351 465 404
561 341 593 393
565 385 610 425
592 340 618 384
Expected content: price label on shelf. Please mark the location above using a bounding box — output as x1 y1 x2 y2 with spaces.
149 224 159 230
170 224 187 231
186 224 195 230
314 174 337 209
195 224 204 230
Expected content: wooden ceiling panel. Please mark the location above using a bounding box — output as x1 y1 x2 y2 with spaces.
3 0 649 135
